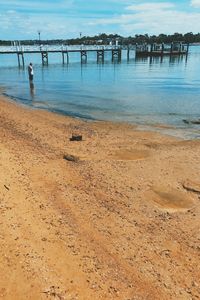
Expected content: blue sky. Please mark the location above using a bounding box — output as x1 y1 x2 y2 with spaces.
1 0 200 40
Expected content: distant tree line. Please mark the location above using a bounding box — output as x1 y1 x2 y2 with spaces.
1 32 200 46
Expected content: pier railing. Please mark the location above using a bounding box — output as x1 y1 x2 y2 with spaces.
0 44 124 53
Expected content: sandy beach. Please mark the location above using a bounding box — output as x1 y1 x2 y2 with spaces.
0 94 200 299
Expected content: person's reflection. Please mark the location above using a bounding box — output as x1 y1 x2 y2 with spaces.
29 81 35 100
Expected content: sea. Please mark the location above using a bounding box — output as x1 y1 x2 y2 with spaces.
0 45 200 139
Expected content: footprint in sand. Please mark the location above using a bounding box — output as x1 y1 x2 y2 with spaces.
147 186 196 212
111 149 149 161
182 180 200 194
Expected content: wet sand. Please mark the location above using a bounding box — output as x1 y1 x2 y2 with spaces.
0 94 200 299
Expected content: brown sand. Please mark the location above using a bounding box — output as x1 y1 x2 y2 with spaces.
0 95 200 299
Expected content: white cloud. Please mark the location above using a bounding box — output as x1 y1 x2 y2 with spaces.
122 11 200 35
191 0 200 8
126 2 175 11
0 10 82 39
90 1 200 35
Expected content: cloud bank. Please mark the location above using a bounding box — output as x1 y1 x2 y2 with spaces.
191 0 200 8
0 1 200 39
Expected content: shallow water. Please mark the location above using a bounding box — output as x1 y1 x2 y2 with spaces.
0 45 200 139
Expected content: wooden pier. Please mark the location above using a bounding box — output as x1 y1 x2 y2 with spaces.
136 42 189 57
0 42 189 67
0 46 123 67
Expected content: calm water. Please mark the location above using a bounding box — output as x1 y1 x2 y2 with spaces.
0 45 200 139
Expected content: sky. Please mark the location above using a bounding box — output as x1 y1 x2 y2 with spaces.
0 0 200 40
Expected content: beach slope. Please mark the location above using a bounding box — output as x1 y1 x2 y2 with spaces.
0 95 200 299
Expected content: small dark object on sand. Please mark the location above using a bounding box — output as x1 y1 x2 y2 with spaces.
183 119 190 124
183 119 200 125
191 120 200 125
63 154 79 162
4 185 9 190
70 135 82 141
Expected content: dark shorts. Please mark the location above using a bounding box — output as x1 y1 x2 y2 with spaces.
29 74 33 81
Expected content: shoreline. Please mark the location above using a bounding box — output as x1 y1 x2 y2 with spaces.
0 93 200 299
2 90 200 141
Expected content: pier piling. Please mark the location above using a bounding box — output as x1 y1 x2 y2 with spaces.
112 49 121 61
81 50 87 63
62 51 69 64
17 52 25 67
97 50 104 63
41 51 48 65
127 47 130 60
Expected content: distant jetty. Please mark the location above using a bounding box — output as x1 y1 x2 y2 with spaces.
135 42 189 57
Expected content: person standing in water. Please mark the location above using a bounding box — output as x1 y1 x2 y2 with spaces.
28 63 35 98
28 63 34 81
